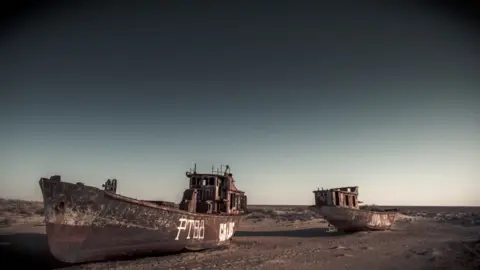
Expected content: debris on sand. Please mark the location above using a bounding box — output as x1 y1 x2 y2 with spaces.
0 198 44 216
246 207 324 223
399 210 480 227
329 245 350 250
0 198 45 227
0 217 10 227
462 238 480 269
429 238 480 269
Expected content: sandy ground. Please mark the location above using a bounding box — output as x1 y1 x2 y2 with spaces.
1 200 479 270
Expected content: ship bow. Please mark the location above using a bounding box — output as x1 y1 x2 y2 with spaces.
39 177 102 263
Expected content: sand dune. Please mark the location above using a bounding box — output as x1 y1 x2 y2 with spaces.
1 199 479 269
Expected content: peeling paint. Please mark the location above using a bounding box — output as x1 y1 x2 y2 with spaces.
310 186 398 232
38 167 248 263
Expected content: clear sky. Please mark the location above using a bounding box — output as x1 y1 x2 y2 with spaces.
1 2 479 206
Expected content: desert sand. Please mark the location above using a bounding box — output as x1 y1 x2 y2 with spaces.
1 199 479 270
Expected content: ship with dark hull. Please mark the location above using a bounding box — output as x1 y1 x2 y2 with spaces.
308 186 398 232
39 165 248 263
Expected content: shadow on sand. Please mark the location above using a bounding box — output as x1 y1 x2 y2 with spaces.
235 228 347 238
0 233 69 269
0 233 192 269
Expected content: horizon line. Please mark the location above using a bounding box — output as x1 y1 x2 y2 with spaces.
1 197 478 208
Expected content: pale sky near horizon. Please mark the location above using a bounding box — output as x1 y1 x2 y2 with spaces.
1 2 479 206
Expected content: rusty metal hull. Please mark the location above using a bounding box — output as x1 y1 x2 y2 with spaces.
308 205 397 232
39 178 246 263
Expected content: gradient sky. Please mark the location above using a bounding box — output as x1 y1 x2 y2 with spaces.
1 1 479 206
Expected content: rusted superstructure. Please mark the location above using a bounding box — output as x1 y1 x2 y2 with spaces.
313 186 360 209
39 164 247 263
309 186 397 232
179 165 247 215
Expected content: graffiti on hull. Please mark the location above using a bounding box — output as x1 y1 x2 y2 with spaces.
219 221 235 241
175 217 205 240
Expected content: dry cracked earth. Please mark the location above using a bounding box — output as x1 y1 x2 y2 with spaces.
1 199 479 270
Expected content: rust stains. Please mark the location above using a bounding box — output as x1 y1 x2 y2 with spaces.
310 186 398 232
313 186 360 209
38 164 248 263
180 164 248 215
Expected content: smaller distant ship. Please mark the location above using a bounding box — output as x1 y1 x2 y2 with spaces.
308 186 398 232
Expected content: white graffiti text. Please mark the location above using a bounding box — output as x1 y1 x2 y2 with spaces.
175 218 205 240
219 221 235 241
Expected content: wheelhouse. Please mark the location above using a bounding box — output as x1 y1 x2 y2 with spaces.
179 164 247 215
313 186 360 209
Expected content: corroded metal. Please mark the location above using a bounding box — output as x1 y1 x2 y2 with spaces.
102 179 117 193
39 164 248 263
308 186 398 232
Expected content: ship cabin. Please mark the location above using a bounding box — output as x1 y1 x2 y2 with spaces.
179 164 247 215
313 186 360 209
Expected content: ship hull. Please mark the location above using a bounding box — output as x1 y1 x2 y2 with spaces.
308 205 397 232
39 178 245 263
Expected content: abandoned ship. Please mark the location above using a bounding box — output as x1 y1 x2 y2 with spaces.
38 164 248 263
308 186 398 232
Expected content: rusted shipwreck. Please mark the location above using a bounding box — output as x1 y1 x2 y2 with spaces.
308 186 398 232
39 164 248 263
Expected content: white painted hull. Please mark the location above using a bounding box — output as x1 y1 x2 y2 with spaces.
309 205 397 232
